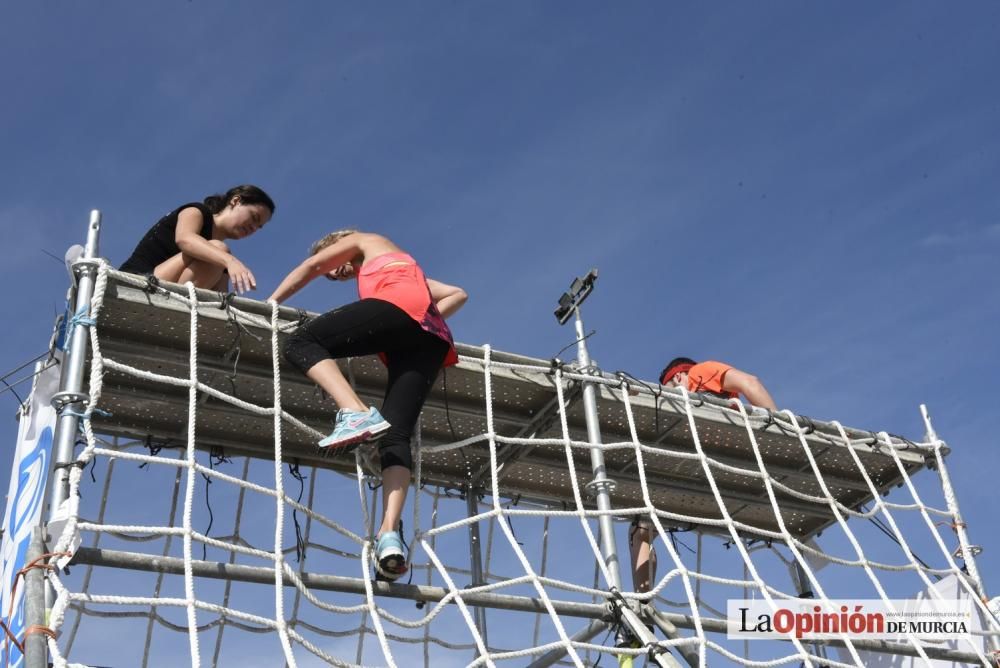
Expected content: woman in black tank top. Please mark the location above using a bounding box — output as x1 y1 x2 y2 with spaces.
120 184 275 294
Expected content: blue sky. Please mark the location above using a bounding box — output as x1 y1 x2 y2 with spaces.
1 2 998 665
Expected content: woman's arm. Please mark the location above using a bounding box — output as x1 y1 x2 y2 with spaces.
426 278 468 318
268 235 364 304
175 208 233 267
175 207 256 292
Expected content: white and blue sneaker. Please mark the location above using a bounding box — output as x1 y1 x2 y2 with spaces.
318 407 391 450
374 531 407 582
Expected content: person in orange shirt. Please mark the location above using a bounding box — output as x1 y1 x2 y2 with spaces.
627 358 777 601
657 357 777 410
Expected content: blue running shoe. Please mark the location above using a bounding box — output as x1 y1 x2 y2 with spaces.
318 407 390 450
374 531 407 582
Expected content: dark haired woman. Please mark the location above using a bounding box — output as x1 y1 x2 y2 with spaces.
120 184 275 294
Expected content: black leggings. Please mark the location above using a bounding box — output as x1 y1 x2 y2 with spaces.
283 298 449 471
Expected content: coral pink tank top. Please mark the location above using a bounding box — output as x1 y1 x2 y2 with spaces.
357 252 458 367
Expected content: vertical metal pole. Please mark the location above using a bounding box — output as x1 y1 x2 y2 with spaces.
574 308 622 590
466 489 489 649
921 405 1000 654
44 210 101 635
47 210 101 518
574 309 675 668
24 528 47 668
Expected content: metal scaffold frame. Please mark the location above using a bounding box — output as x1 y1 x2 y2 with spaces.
14 210 997 668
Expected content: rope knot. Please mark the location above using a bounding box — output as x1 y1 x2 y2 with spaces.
217 291 237 310
142 274 161 294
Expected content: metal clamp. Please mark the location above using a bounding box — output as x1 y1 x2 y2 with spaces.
69 257 102 276
953 544 983 560
50 391 88 410
584 477 617 497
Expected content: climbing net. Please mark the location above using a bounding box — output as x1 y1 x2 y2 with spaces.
37 261 1000 667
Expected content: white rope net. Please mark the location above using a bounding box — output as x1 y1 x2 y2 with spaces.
41 261 999 667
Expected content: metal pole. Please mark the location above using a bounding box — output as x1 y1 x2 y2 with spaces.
528 605 688 667
73 546 610 619
465 489 489 649
67 547 993 665
573 308 622 590
615 596 676 668
43 210 101 634
524 620 610 668
573 309 675 668
647 607 697 667
47 210 101 517
23 528 47 668
921 404 1000 655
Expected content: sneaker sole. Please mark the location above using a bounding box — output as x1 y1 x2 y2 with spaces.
318 420 391 450
374 542 406 581
363 420 391 442
374 568 405 583
375 554 407 581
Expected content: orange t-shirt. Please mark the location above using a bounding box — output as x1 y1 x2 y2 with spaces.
686 361 738 399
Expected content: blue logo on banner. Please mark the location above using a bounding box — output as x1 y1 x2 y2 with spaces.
1 425 53 668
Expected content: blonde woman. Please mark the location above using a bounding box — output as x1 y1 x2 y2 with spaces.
269 230 467 581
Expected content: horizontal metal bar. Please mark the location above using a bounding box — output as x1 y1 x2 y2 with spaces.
71 546 612 620
69 547 987 665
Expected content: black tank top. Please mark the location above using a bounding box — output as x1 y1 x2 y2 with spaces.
120 202 216 274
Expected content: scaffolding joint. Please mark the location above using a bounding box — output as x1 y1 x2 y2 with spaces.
50 391 88 410
585 477 617 497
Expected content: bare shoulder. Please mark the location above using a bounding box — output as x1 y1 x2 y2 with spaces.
177 206 204 222
356 232 402 256
176 206 206 232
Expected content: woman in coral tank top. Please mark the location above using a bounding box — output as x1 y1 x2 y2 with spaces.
269 230 466 581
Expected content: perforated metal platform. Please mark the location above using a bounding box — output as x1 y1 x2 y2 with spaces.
86 271 931 543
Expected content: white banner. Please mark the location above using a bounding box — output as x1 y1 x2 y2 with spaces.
0 359 60 668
